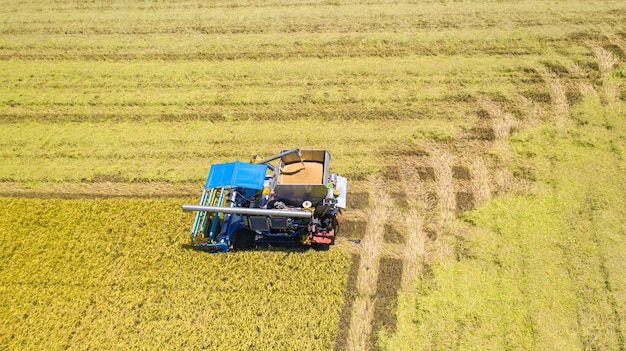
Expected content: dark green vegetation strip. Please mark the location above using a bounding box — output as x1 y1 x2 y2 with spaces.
0 198 351 350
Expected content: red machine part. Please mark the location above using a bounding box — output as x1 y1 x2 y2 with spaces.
311 229 335 244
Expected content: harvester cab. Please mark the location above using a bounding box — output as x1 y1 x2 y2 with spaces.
182 148 347 252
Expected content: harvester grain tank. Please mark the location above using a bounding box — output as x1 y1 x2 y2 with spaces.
181 149 347 252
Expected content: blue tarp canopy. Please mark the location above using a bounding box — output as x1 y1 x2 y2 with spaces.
204 162 268 190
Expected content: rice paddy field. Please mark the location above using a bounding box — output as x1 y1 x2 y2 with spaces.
1 0 625 350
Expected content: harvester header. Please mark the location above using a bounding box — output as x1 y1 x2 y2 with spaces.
182 148 347 252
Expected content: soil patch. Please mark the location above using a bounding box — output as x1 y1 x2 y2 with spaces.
349 191 370 210
384 223 405 244
469 127 496 141
391 191 408 210
452 165 471 180
383 165 401 181
417 166 436 181
339 220 365 240
455 192 475 212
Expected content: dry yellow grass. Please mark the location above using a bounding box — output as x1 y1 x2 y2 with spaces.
537 66 570 129
398 213 426 293
397 163 428 291
578 81 600 102
481 97 517 141
591 45 619 75
590 45 621 106
469 155 491 208
428 144 456 226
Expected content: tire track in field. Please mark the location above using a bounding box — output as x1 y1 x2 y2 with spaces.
337 145 489 350
395 160 429 292
343 40 617 350
367 134 502 350
342 176 391 351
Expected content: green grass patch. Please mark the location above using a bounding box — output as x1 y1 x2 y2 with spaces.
382 102 626 350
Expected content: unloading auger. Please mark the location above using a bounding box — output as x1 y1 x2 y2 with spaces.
181 149 347 252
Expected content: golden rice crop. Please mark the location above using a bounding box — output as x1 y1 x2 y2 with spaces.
0 197 352 350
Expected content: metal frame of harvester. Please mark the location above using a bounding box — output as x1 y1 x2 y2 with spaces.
182 148 347 252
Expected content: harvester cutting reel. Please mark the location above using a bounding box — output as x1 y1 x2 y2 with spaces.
181 149 347 252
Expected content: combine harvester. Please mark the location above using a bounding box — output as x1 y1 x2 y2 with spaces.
182 149 347 252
